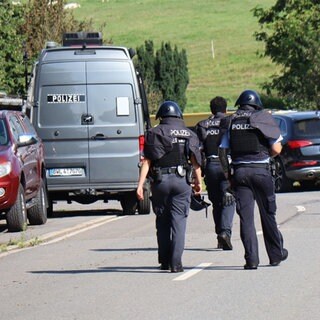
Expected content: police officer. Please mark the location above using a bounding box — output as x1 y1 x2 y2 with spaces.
136 101 202 273
219 90 288 270
195 96 235 250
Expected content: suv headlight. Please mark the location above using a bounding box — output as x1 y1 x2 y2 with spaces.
0 162 12 178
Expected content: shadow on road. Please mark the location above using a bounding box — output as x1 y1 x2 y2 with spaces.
51 208 123 218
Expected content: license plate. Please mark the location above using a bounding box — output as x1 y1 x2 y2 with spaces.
48 168 85 177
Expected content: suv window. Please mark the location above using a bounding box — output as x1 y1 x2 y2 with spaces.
294 119 320 137
0 120 8 145
9 115 24 140
274 117 288 137
21 114 37 135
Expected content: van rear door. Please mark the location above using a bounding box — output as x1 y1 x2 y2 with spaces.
37 61 90 185
86 60 140 184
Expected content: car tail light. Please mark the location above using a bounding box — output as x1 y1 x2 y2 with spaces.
139 135 145 160
287 140 313 149
290 160 318 167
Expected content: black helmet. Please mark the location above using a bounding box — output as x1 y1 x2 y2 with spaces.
155 101 183 119
190 192 210 211
235 90 263 110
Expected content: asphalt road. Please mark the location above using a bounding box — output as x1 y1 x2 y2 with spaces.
0 191 319 320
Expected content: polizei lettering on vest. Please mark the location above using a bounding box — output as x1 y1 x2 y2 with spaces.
207 119 220 127
231 123 254 130
207 129 219 135
170 129 191 137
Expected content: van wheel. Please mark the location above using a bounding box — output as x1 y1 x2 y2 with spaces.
27 178 48 225
6 184 27 232
138 184 151 215
120 192 138 215
273 157 293 193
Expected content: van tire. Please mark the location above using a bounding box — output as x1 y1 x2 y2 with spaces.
6 184 27 232
138 184 151 215
120 192 138 215
27 178 48 225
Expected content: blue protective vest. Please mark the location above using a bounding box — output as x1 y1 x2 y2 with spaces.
230 110 269 162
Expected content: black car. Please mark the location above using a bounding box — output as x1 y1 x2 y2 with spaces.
272 111 320 192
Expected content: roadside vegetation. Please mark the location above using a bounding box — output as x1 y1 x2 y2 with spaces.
0 230 42 253
1 0 319 112
73 0 278 111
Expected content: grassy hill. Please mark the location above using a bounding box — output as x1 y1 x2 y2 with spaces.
73 0 277 112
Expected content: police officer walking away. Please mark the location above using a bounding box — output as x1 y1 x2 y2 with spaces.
195 96 235 250
219 90 288 270
137 101 202 273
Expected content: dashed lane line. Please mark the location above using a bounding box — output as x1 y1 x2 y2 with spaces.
295 205 306 213
174 204 307 280
173 262 213 281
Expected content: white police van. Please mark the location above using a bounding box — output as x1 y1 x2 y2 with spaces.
24 32 151 215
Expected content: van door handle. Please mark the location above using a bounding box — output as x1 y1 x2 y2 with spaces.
81 114 94 125
92 133 108 140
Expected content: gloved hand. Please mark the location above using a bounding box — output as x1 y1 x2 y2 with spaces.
222 190 235 207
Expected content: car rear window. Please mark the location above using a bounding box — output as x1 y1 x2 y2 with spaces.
0 120 8 145
294 118 320 137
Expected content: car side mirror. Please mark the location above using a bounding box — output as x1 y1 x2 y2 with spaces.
17 134 38 147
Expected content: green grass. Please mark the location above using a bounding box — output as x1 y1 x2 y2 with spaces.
72 0 277 112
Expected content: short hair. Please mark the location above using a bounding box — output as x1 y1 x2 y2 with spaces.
210 96 227 114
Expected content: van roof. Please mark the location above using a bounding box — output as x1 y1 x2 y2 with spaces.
40 46 133 62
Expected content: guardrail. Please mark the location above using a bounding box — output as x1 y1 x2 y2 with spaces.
150 112 211 128
150 111 236 128
0 97 23 110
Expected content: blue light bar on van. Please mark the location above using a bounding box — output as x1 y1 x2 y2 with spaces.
63 32 103 47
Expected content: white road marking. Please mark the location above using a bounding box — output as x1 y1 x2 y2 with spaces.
295 205 306 213
0 216 125 258
41 216 126 245
256 204 306 236
173 262 212 281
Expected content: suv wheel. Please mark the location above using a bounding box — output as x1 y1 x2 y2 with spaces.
6 184 27 232
274 157 294 193
27 178 48 225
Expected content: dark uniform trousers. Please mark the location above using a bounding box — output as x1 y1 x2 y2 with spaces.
233 166 284 265
205 160 235 237
151 173 192 268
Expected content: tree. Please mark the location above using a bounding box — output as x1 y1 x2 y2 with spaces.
0 1 26 95
253 0 320 109
136 41 189 113
173 46 189 109
136 40 162 114
23 0 95 60
0 0 95 96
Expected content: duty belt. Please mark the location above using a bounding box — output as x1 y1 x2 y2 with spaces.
159 166 181 174
207 157 220 163
233 163 270 169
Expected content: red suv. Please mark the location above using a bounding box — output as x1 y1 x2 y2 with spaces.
0 110 47 231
